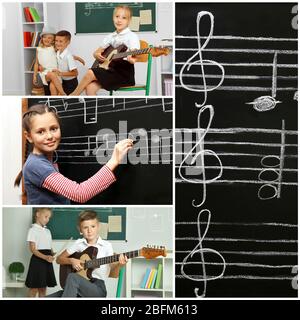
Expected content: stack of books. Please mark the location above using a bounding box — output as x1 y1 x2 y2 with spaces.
23 32 41 47
23 7 41 22
140 263 162 289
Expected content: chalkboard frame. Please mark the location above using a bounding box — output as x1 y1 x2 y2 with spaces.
37 207 127 241
75 2 157 34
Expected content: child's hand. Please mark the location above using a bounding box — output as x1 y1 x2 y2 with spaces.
46 255 55 263
71 258 83 271
38 65 44 72
94 48 106 62
106 139 134 171
52 69 62 77
127 55 137 64
119 254 128 265
78 57 85 66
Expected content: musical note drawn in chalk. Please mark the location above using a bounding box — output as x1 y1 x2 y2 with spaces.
258 120 286 199
178 104 223 207
179 11 225 108
246 52 282 111
44 98 58 114
81 98 97 124
84 135 99 157
180 209 226 297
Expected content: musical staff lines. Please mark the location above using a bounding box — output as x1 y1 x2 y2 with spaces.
176 218 297 284
175 5 297 297
58 130 173 165
175 122 297 199
176 26 298 108
38 98 173 123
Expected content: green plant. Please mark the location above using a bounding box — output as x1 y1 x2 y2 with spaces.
8 262 25 274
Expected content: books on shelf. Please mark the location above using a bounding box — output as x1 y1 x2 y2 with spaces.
154 263 162 289
23 32 41 48
140 263 162 289
23 7 41 22
23 7 33 22
140 267 151 288
29 57 36 72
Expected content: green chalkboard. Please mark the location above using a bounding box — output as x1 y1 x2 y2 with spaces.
45 207 126 240
75 2 156 33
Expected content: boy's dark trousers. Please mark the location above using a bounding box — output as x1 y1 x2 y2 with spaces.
61 273 107 297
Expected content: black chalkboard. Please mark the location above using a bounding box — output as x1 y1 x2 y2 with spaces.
45 207 126 240
76 2 156 33
175 3 298 298
27 98 173 205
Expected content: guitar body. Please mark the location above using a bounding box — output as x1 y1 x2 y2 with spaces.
59 246 98 289
91 44 170 70
91 44 128 69
58 245 167 289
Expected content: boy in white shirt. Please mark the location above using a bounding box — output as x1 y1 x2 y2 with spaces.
54 30 79 95
56 210 127 297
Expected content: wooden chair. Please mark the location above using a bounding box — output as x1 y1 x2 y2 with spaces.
110 40 153 96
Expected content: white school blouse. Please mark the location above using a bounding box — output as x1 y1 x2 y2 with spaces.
27 223 52 250
66 237 114 281
102 27 140 51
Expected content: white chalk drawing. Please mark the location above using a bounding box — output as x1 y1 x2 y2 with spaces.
180 209 226 297
83 2 142 17
176 121 297 199
176 220 297 282
178 105 223 207
175 9 297 297
179 11 225 108
37 98 173 121
176 19 297 111
58 128 173 165
37 98 172 165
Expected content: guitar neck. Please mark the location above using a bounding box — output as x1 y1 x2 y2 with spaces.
85 250 140 269
113 48 151 60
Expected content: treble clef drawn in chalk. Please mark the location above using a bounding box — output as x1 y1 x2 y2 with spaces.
181 209 226 297
179 11 225 108
178 105 223 207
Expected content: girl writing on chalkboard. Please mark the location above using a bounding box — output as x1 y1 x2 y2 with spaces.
14 104 133 204
69 5 140 95
25 207 56 297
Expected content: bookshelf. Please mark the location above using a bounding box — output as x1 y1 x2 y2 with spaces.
126 252 173 298
20 2 46 95
157 39 173 96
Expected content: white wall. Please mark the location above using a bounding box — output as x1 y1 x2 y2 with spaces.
2 97 22 205
2 207 32 297
2 2 173 95
2 3 24 95
2 207 173 297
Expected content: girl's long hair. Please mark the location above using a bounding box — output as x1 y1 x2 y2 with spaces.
14 104 60 187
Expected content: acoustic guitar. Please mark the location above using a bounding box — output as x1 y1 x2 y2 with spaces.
91 44 170 70
59 245 167 288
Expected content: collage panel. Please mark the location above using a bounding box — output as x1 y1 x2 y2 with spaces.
3 2 173 97
3 97 173 206
2 206 173 298
1 0 176 303
1 0 299 310
175 2 298 298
